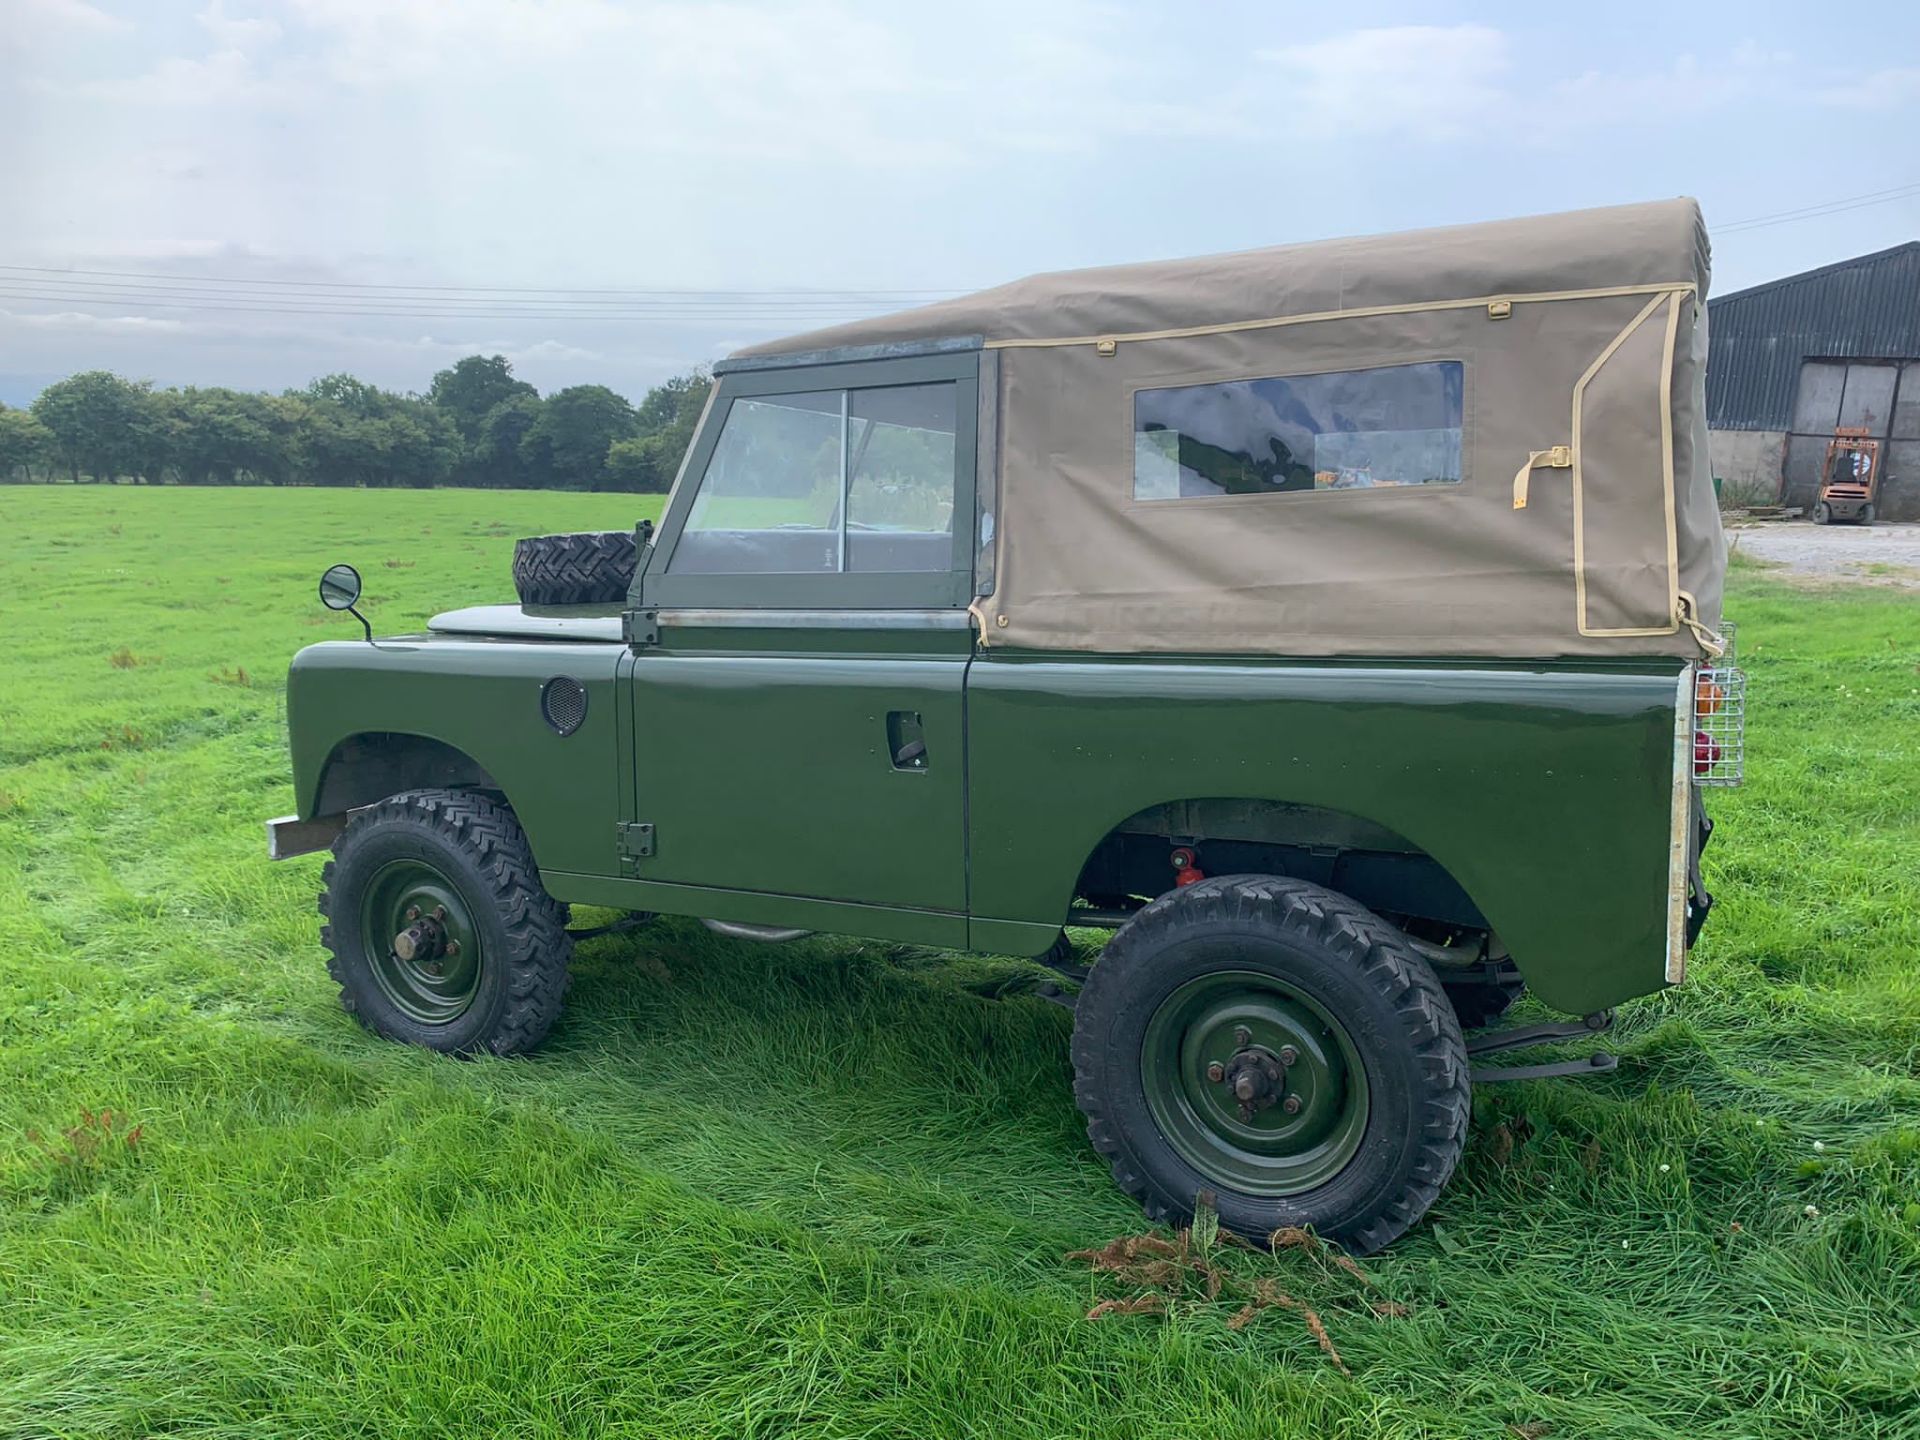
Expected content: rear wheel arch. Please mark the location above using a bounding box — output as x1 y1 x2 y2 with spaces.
1069 795 1493 933
1065 795 1532 1019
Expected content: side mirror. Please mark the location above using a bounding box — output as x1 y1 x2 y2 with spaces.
317 563 372 641
318 563 362 611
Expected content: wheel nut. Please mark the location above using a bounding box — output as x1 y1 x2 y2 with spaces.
444 939 460 956
405 905 420 922
433 905 448 921
1278 1045 1298 1066
1205 1061 1226 1083
1233 1025 1252 1047
1282 1095 1303 1115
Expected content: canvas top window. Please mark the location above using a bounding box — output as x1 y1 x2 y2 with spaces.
1134 361 1465 500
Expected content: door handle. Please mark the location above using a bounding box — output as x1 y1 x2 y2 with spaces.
886 711 928 770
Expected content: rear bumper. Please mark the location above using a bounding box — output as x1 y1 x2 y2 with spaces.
1685 805 1714 949
1665 668 1695 983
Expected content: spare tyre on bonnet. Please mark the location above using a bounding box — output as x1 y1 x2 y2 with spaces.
512 530 637 606
276 198 1743 1253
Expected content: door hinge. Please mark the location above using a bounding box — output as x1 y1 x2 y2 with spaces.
624 608 659 647
616 821 655 873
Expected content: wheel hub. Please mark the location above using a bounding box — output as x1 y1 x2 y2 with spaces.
1141 970 1370 1197
359 862 483 1024
392 913 444 964
1215 1033 1297 1122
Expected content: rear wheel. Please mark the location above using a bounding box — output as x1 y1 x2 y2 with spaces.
1859 502 1875 525
320 790 572 1055
1072 875 1469 1254
1814 500 1833 525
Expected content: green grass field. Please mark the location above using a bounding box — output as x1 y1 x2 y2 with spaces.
2 486 1917 1439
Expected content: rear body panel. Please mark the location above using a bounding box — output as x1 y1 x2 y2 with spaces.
966 652 1685 1015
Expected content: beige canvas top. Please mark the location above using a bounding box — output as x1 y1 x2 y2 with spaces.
733 199 1725 660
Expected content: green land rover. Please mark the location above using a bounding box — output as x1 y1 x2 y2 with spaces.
272 198 1744 1253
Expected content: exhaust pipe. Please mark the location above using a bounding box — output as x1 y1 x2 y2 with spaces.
700 918 811 944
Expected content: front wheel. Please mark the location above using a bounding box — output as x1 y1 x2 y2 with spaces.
319 790 573 1055
1859 502 1875 525
1072 876 1469 1254
1814 500 1833 525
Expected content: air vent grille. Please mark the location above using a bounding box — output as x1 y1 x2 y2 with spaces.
541 676 588 737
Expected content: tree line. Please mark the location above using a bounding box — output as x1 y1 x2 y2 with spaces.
0 356 711 492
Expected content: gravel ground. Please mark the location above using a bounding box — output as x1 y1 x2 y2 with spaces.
1727 521 1920 587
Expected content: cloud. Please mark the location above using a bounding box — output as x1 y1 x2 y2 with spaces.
4 309 189 333
12 9 1916 404
198 0 284 51
1253 26 1510 140
79 47 282 106
1810 64 1920 110
17 0 128 32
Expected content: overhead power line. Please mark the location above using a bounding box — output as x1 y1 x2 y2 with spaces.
0 275 918 311
1717 181 1920 234
0 291 893 323
2 180 1912 328
0 286 906 321
0 261 966 301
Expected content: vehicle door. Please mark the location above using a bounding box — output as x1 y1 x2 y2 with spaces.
627 353 979 924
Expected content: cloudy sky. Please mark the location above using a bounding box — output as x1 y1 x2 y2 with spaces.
4 0 1916 407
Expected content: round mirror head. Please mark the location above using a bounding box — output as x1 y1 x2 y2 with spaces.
318 563 363 611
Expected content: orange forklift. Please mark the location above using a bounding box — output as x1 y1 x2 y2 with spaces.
1814 426 1883 525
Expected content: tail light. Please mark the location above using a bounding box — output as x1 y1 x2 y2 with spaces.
1693 622 1745 786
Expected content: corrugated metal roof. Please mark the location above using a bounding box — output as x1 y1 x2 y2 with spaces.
1706 241 1920 430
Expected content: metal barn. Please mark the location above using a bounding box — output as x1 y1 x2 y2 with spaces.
1705 241 1920 519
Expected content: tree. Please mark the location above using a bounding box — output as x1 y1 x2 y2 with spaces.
0 405 51 481
632 369 710 441
429 355 537 442
171 387 257 483
31 370 154 482
244 394 309 485
520 384 637 491
294 374 458 488
15 364 690 490
477 392 543 489
602 436 660 492
605 370 711 492
129 387 184 484
430 355 540 486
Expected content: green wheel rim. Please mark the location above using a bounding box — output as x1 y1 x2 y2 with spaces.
1142 969 1370 1197
358 858 485 1025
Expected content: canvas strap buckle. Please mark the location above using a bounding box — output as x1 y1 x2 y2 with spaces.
1677 591 1727 658
1511 445 1572 509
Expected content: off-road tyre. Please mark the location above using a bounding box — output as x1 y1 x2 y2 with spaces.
1071 875 1470 1255
319 789 573 1055
512 530 637 606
